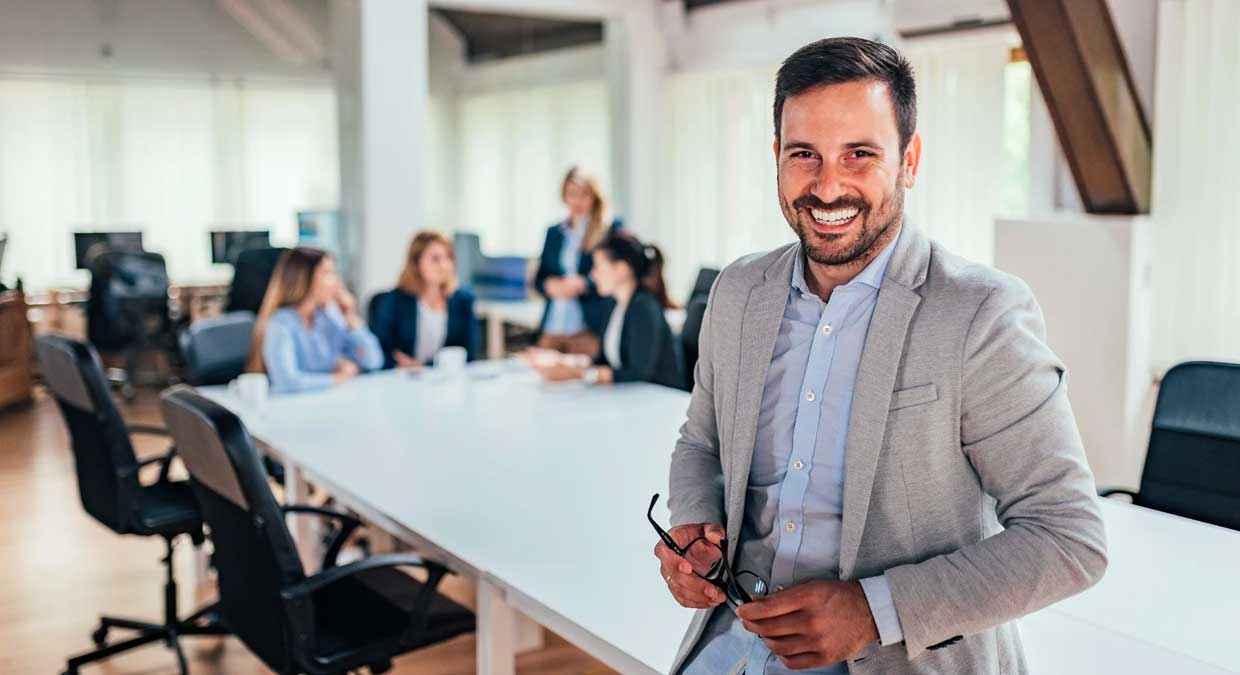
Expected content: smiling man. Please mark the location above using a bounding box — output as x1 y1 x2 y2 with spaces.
656 38 1107 674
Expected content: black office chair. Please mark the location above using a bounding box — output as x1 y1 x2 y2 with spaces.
687 267 719 307
159 386 475 675
86 249 179 399
180 311 255 386
34 335 226 675
227 247 287 314
1100 361 1240 531
680 296 709 392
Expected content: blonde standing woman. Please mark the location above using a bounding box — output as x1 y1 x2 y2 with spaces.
532 166 623 357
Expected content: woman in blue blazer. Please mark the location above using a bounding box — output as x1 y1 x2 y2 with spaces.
369 231 476 368
533 166 622 357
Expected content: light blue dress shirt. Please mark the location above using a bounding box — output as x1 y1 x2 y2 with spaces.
262 305 383 394
684 231 904 675
542 220 587 335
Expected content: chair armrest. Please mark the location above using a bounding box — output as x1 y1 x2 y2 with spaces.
280 553 441 600
1098 488 1138 501
127 424 171 437
136 448 178 483
281 505 362 569
281 553 450 647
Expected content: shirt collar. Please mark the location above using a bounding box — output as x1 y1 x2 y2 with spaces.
791 226 902 295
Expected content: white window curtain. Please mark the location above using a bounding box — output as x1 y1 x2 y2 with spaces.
1149 0 1240 368
0 75 338 291
654 65 787 301
453 80 612 256
902 31 1015 266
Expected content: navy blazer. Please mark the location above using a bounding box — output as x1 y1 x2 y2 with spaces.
368 288 476 368
533 218 622 335
596 289 682 390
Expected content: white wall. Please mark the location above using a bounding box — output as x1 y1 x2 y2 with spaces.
0 0 331 81
995 215 1155 489
663 0 893 72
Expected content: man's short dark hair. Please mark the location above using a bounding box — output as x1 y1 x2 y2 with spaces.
774 37 917 151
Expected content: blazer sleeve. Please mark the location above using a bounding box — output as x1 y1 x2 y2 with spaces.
667 271 727 528
883 277 1108 658
609 295 665 385
368 292 400 370
263 319 335 394
533 226 559 297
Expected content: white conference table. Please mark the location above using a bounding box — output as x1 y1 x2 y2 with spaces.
203 366 1240 675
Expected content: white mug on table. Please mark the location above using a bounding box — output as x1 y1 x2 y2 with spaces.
436 346 467 377
229 373 269 413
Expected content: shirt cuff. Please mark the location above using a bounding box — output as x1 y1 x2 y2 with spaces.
859 574 905 647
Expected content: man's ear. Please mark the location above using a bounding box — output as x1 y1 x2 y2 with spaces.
902 132 922 189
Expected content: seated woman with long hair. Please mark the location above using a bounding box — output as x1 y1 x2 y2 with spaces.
530 232 681 389
246 247 383 394
369 230 476 368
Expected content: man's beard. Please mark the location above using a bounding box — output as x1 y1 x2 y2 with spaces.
779 179 905 267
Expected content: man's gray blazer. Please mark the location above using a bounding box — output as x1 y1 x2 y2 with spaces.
668 224 1108 674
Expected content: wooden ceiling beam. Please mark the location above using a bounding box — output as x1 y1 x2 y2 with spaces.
1008 0 1151 214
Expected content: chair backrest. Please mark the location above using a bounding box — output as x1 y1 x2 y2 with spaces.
34 335 142 532
227 247 287 314
680 296 709 392
688 267 720 306
159 386 305 671
87 250 171 349
180 311 255 386
1138 361 1240 531
453 232 483 291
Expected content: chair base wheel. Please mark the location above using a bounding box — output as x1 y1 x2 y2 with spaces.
92 626 108 646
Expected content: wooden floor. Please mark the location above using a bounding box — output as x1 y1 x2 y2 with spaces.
0 387 616 675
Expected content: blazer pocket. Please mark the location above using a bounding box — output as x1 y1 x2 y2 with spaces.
889 383 939 411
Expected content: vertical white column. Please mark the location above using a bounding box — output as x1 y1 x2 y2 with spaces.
333 0 430 299
361 0 429 298
605 6 664 237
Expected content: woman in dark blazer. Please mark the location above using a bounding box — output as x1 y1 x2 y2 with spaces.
369 231 476 368
533 231 681 389
533 166 622 357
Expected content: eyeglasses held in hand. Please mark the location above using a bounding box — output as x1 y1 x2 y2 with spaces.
647 493 769 608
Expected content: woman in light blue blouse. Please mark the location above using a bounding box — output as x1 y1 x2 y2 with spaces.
245 247 382 394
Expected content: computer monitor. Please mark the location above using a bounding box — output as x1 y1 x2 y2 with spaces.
73 231 144 269
209 229 272 265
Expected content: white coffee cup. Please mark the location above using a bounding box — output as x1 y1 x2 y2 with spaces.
229 373 269 413
436 346 467 376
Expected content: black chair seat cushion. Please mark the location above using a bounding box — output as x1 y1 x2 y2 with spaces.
136 480 204 535
311 566 475 663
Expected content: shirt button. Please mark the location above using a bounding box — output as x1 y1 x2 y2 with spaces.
805 391 815 402
785 521 796 532
793 459 805 470
800 292 812 301
822 324 833 335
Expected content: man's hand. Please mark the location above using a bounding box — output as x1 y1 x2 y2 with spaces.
736 579 879 670
653 523 728 609
393 351 421 370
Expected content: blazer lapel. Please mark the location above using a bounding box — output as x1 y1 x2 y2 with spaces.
839 224 930 577
725 247 797 536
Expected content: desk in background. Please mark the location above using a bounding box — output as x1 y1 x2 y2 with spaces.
202 366 1240 675
0 291 33 409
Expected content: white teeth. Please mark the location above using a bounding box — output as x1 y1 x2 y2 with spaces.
810 207 860 225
